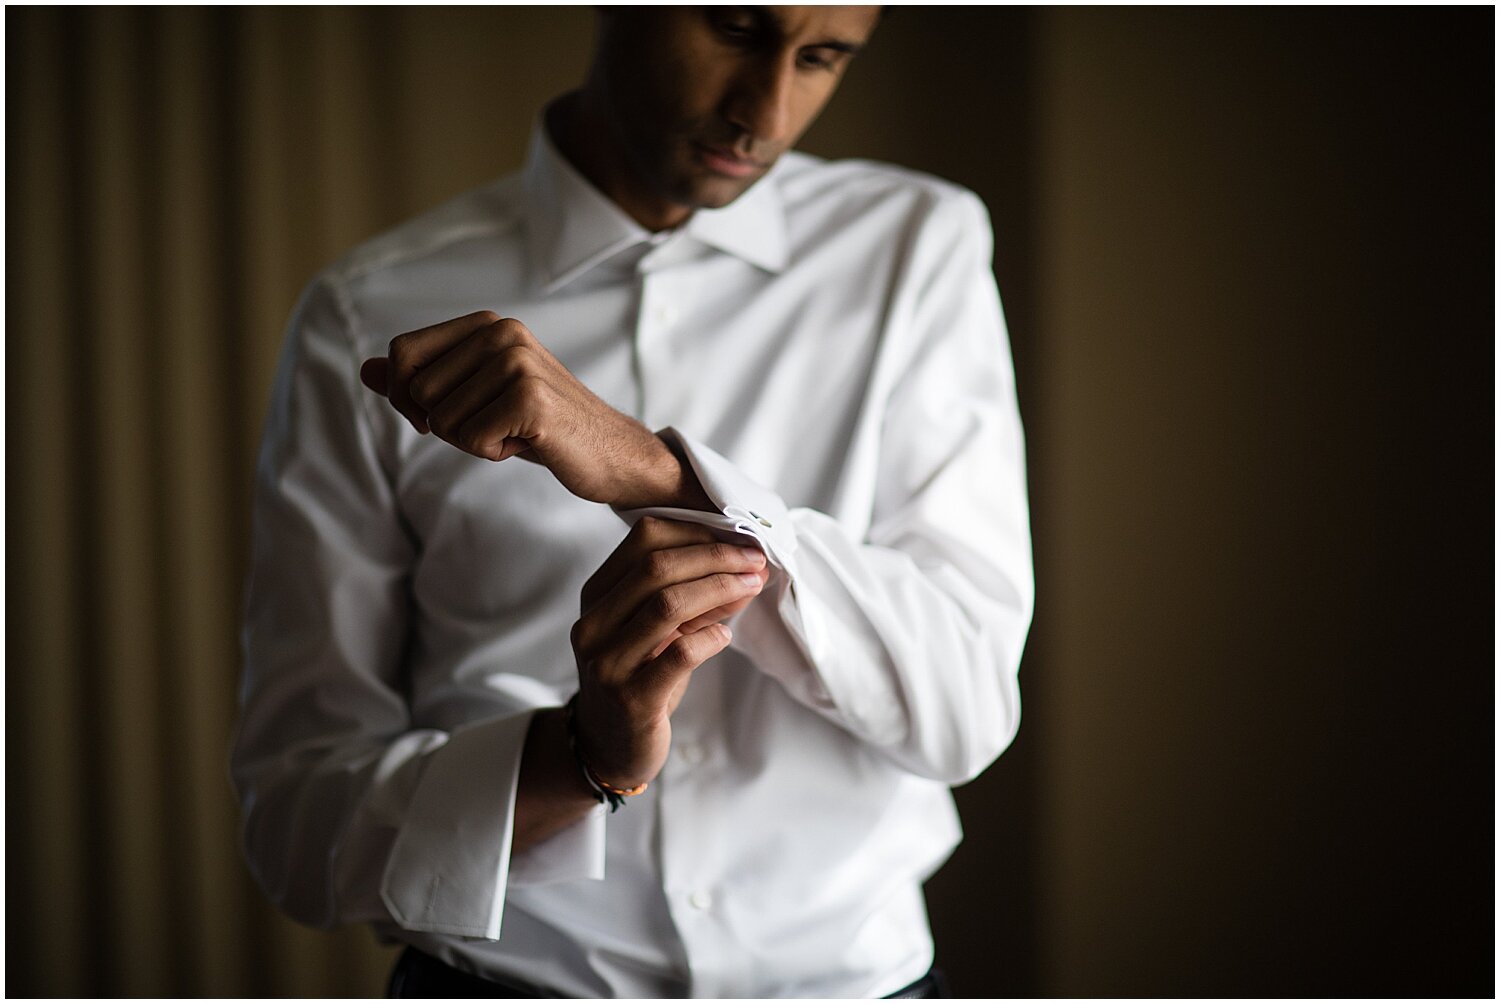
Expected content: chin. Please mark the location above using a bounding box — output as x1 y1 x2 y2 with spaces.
677 172 761 211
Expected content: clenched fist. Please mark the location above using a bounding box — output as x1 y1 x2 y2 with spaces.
360 311 711 511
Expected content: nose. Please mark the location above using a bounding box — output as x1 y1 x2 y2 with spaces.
722 54 797 149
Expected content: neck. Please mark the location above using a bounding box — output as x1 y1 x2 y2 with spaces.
546 91 690 233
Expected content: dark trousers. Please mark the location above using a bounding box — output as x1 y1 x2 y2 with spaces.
388 945 951 998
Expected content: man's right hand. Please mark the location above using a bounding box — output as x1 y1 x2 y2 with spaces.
568 517 771 791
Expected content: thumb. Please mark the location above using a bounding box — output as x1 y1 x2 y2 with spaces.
359 357 390 396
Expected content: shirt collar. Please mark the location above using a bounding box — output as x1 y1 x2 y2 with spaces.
682 161 789 275
521 119 789 293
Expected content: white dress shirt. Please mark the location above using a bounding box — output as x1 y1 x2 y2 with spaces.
232 122 1034 998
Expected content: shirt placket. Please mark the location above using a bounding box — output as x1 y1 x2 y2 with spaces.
652 642 751 997
632 246 750 997
634 270 677 431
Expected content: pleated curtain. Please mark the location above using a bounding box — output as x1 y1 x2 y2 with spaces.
6 8 592 995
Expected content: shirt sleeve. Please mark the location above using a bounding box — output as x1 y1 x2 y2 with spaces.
230 277 603 943
617 189 1034 785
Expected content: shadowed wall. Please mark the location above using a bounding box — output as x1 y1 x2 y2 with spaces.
6 7 1492 997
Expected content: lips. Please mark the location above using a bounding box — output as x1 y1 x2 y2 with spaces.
694 143 765 179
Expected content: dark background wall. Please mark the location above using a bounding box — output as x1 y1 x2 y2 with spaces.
7 7 1493 997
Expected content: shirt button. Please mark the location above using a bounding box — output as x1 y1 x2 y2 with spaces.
689 890 713 911
677 742 705 766
652 303 676 327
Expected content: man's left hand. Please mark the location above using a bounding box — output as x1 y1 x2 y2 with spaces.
360 311 711 511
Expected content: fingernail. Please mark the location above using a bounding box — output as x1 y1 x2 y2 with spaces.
737 572 762 587
739 547 765 564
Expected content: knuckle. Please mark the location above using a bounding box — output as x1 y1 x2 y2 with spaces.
658 637 692 669
719 571 753 597
387 334 413 368
481 321 511 350
472 309 502 327
649 587 685 623
635 516 665 542
671 632 713 667
501 317 535 343
499 343 533 374
435 408 463 441
512 373 549 411
408 372 435 409
459 427 488 456
642 550 674 582
710 542 741 566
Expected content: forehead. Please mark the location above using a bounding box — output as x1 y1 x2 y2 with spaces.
759 5 883 45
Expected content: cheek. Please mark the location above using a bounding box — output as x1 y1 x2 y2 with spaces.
789 80 840 139
627 64 703 138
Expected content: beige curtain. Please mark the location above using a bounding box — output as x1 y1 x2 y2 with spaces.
7 8 597 996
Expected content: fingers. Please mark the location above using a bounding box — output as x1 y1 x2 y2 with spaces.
577 540 767 651
636 623 733 709
415 350 541 456
581 517 726 611
572 623 733 786
567 519 771 789
675 563 772 634
408 322 537 428
386 311 501 433
452 374 554 461
579 568 764 678
364 311 533 434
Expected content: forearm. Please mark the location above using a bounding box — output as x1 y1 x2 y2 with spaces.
362 314 718 513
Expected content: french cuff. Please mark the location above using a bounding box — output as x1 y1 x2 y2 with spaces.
649 428 800 570
615 430 831 702
614 428 803 616
380 710 606 941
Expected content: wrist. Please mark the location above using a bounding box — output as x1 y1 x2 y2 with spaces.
652 432 716 512
565 695 648 812
612 431 716 512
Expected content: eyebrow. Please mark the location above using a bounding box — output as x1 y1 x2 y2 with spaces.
747 5 869 56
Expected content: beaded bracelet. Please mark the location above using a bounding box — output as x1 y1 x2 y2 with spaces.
564 695 648 813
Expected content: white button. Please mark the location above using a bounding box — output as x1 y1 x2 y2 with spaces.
689 890 713 911
677 742 705 766
652 302 676 327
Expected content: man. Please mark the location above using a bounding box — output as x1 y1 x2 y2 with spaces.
233 6 1033 998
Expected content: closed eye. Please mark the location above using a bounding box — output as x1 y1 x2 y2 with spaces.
708 8 761 43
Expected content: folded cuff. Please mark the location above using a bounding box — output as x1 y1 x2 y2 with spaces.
380 710 607 940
